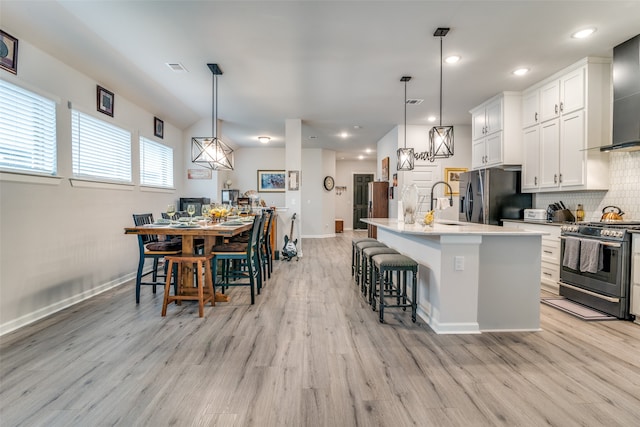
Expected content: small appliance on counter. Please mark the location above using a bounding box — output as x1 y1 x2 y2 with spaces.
524 209 547 221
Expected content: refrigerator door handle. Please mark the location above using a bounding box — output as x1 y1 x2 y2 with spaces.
465 181 472 222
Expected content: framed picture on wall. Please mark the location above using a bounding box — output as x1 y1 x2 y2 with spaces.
0 30 18 75
382 156 390 181
96 85 114 117
444 167 467 196
257 170 286 192
154 117 164 139
288 170 300 191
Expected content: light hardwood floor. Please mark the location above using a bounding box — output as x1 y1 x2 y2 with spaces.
1 231 639 426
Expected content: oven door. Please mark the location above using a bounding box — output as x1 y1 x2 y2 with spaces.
559 236 630 318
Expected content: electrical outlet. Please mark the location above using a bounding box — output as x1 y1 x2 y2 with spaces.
454 256 465 271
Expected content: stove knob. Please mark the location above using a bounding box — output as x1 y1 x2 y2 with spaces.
602 230 609 236
572 226 579 232
561 225 566 231
616 231 624 238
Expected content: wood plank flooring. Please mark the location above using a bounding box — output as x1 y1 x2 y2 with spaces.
1 230 640 426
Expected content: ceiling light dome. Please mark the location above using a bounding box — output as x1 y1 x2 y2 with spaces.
258 136 270 144
513 68 529 76
572 28 596 39
445 55 461 64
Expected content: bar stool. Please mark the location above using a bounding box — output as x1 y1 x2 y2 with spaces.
354 241 386 287
361 246 399 304
371 254 418 323
351 238 377 277
162 254 215 317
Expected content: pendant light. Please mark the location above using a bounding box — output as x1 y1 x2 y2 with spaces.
191 63 234 171
428 27 454 162
397 75 415 171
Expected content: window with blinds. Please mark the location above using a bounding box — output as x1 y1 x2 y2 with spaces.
0 80 57 175
71 110 131 182
140 136 174 188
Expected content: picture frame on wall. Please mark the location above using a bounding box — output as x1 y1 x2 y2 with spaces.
288 170 300 191
444 167 467 196
0 30 18 75
257 170 286 192
154 117 164 139
96 85 114 117
382 156 390 181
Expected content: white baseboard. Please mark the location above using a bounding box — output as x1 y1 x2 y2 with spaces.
0 273 135 337
300 233 336 239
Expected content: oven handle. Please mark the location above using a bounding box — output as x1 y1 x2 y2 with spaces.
559 236 621 248
559 281 621 303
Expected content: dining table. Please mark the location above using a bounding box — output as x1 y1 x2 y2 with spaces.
124 218 254 296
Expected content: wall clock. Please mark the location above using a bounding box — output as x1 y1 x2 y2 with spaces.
323 175 335 191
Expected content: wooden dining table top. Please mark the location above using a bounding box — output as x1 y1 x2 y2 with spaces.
124 221 253 238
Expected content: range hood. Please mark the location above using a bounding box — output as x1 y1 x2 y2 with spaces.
600 34 640 152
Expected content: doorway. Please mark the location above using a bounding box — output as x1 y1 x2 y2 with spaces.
353 174 373 229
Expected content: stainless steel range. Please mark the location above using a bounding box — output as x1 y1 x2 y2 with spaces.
559 222 640 319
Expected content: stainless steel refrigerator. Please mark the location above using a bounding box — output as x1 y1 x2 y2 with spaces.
458 168 532 225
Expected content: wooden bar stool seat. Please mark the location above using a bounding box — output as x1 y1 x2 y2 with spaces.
162 254 215 317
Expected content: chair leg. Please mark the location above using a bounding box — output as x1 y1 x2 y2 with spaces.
196 260 205 318
162 259 175 316
204 260 215 307
136 258 144 304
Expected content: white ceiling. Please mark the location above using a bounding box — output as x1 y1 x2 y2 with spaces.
3 1 640 160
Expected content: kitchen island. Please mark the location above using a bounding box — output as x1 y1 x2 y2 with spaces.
362 218 546 334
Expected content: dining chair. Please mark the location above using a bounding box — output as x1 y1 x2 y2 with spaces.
260 209 274 281
132 213 181 303
211 213 264 304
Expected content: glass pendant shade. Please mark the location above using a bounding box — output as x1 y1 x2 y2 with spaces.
191 136 234 170
397 147 415 171
428 125 454 159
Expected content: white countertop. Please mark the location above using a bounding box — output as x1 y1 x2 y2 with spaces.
363 218 547 236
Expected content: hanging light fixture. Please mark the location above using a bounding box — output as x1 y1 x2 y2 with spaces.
191 63 234 170
397 75 415 171
428 27 454 162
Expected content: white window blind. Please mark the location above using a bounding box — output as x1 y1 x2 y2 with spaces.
140 136 173 188
0 80 57 175
71 110 131 182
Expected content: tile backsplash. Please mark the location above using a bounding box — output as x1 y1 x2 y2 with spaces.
534 151 640 221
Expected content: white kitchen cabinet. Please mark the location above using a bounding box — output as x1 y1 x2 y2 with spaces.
539 66 585 122
632 234 640 324
470 92 522 170
520 57 610 193
522 126 540 190
503 220 561 294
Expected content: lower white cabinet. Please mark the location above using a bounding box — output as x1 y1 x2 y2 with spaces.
632 234 640 324
503 220 561 294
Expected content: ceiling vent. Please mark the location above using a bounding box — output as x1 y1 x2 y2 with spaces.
166 63 188 72
406 99 423 105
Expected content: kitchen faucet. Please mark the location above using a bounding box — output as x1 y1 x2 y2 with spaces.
430 181 453 211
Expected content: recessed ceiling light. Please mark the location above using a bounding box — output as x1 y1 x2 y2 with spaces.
258 136 270 144
353 125 362 129
572 28 596 39
365 148 372 154
358 155 364 160
445 55 461 64
340 132 349 138
427 115 437 122
513 68 529 76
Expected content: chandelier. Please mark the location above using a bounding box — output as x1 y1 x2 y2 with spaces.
191 63 234 171
427 27 454 162
397 76 415 171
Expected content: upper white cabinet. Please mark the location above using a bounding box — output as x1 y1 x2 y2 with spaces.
470 92 522 169
521 58 611 192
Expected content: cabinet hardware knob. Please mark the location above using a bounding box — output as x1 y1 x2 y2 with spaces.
534 176 537 185
554 174 558 184
559 173 563 183
535 112 538 122
560 102 564 112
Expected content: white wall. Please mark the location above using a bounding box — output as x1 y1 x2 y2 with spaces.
301 149 336 237
335 159 377 230
0 37 185 334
